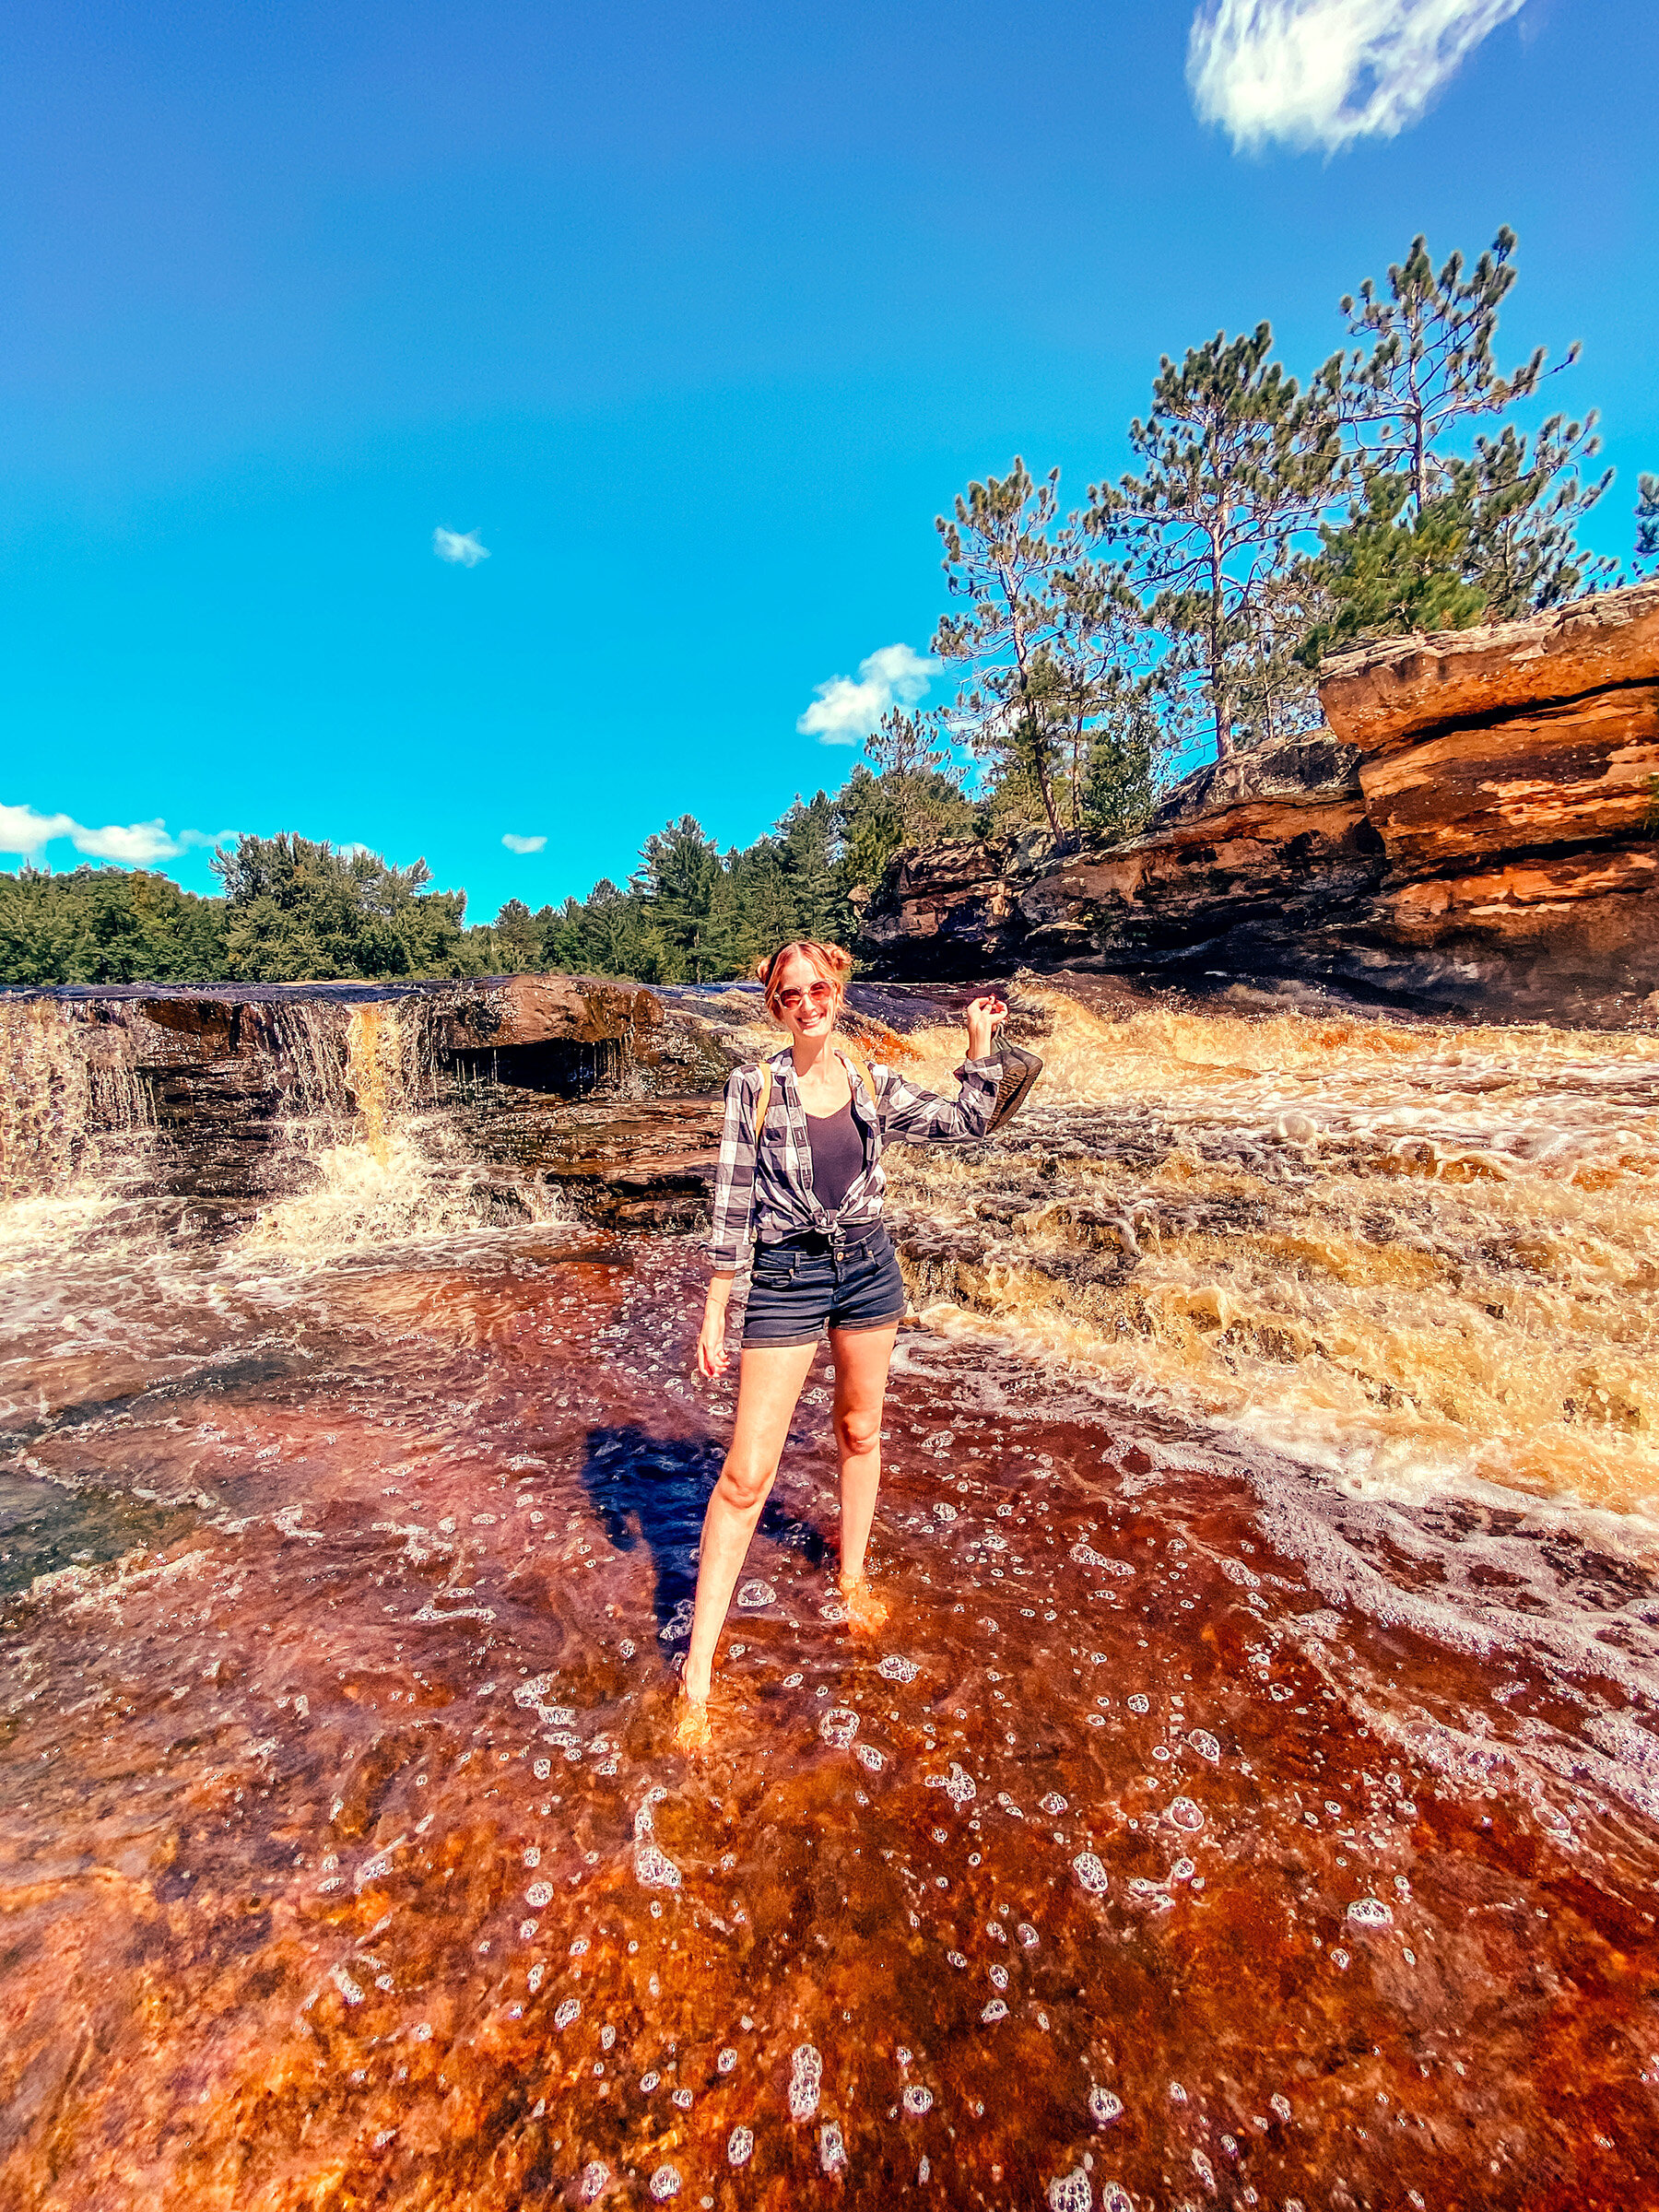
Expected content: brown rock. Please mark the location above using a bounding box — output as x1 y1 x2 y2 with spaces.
1319 581 1659 756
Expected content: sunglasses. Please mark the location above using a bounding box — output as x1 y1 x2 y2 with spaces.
775 982 836 1011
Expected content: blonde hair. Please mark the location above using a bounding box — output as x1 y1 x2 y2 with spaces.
756 939 853 1018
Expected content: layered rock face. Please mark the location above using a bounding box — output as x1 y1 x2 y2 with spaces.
855 582 1659 1025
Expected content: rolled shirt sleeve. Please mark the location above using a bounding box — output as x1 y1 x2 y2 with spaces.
875 1055 1002 1145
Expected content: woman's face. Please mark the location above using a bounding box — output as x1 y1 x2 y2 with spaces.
771 950 840 1041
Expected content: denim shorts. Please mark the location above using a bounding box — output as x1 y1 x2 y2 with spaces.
741 1224 907 1347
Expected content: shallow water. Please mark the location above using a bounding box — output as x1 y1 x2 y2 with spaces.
3 997 1659 2210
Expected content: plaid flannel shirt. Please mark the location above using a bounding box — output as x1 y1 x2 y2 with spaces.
707 1043 1002 1276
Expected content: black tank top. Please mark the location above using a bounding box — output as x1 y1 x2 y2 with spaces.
806 1101 865 1213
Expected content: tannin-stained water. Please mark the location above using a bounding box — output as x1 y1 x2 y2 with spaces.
3 994 1658 2211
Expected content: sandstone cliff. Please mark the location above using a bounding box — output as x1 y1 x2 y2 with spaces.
854 581 1659 1025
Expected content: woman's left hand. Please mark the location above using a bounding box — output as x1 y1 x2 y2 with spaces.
964 994 1007 1061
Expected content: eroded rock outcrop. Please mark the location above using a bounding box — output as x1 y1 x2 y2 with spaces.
856 582 1659 1025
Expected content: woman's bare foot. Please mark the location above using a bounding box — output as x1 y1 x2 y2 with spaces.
673 1690 713 1753
840 1575 888 1634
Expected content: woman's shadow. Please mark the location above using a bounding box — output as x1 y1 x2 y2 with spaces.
578 1424 828 1649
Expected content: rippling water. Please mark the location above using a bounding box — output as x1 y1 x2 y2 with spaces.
3 991 1657 2210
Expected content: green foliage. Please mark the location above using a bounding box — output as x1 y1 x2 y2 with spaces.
0 866 229 985
1299 473 1488 664
211 834 480 982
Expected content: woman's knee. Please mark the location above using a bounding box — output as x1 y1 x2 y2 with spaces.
833 1405 882 1458
716 1456 776 1515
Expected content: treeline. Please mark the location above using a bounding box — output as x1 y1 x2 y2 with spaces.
5 225 1653 992
0 777 959 986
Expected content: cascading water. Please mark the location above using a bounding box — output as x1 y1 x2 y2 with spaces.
2 978 1656 2210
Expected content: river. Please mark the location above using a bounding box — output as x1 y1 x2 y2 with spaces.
2 982 1656 2210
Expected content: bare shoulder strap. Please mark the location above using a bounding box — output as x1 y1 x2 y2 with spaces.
840 1041 878 1111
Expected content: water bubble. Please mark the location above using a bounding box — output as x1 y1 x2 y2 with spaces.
649 2163 681 2199
1187 1729 1220 1762
1072 1852 1110 1897
981 1999 1008 2023
789 2044 822 2121
579 2161 610 2201
878 1655 919 1683
1347 1897 1394 1929
1048 2171 1091 2212
903 2086 934 2116
736 1581 776 1609
1127 1694 1149 1715
635 1843 682 1890
819 1708 860 1748
526 1881 553 1907
1165 1796 1205 1832
818 2122 846 2174
1039 1793 1069 1816
727 2127 753 2167
555 1999 581 2029
1088 2086 1123 2124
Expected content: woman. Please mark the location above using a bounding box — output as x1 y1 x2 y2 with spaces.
677 938 1006 1747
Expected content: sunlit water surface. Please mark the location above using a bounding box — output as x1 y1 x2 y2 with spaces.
3 991 1658 2211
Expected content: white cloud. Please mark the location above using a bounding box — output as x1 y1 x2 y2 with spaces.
796 641 939 746
1188 0 1525 152
0 801 199 866
501 832 547 855
0 803 77 858
434 525 490 567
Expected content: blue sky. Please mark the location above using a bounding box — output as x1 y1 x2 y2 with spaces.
4 0 1654 920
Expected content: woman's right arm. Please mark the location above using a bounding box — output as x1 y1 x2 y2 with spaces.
700 1068 756 1378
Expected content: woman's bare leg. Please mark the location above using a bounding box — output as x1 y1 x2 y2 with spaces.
678 1338 818 1735
829 1321 900 1630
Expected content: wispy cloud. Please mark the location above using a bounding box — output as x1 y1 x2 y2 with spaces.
0 803 213 867
433 526 490 567
1188 0 1526 152
501 832 547 855
796 642 939 747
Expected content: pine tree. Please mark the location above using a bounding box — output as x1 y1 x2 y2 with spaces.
1448 413 1616 618
1298 472 1487 664
1339 228 1573 514
1089 326 1345 760
932 461 1071 839
631 815 723 982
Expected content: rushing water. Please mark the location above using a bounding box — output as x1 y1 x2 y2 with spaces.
2 987 1657 2211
